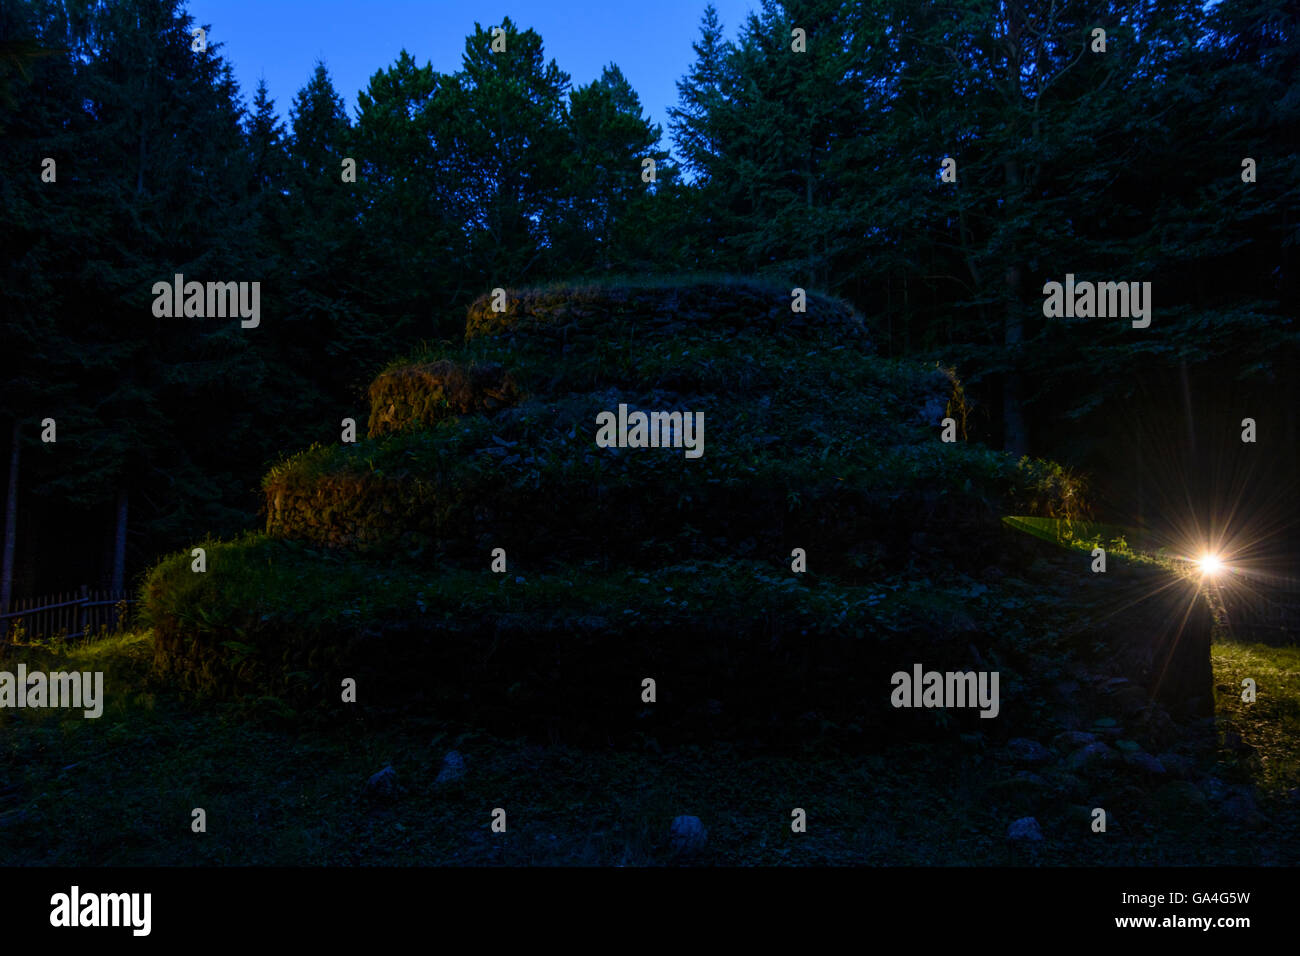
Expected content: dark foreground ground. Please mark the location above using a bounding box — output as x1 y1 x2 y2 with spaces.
1 626 1297 866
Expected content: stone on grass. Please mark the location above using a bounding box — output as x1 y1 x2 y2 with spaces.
435 750 466 786
1007 817 1043 842
1053 730 1097 751
1065 742 1118 772
670 815 708 854
1156 753 1194 779
1006 738 1052 765
1122 751 1166 775
1219 789 1262 829
367 765 398 799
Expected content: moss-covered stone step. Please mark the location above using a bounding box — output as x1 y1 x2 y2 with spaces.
143 531 1209 740
367 360 522 438
143 534 1032 738
463 278 868 345
265 387 1054 567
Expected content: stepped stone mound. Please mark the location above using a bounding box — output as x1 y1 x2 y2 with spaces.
260 278 1031 567
148 276 1191 742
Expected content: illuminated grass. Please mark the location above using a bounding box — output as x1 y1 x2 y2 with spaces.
1211 638 1300 796
1002 515 1167 569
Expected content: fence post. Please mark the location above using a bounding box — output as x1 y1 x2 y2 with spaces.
78 584 89 639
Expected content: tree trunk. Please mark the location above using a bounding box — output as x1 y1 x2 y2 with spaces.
1179 360 1197 461
111 483 128 593
1 420 19 638
1002 156 1029 458
1288 383 1298 538
1135 415 1146 551
1003 263 1029 458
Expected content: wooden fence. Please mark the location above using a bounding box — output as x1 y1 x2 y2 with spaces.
0 587 135 641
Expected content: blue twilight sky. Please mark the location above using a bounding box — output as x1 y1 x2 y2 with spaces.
185 0 761 146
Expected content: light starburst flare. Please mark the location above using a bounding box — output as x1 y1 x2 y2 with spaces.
1197 553 1224 576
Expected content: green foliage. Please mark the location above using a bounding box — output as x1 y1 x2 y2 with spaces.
664 0 1299 466
556 65 675 273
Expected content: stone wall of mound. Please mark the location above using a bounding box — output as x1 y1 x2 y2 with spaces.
265 470 446 552
145 532 1212 742
367 360 522 438
263 370 1042 574
143 535 1038 742
263 451 1009 572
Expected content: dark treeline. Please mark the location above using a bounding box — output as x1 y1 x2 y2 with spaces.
0 0 1296 599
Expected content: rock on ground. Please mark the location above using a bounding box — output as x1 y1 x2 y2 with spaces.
1007 817 1043 842
367 765 398 799
1006 738 1052 765
670 815 708 854
435 750 466 786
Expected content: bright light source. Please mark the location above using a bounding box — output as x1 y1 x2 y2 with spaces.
1198 553 1224 575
